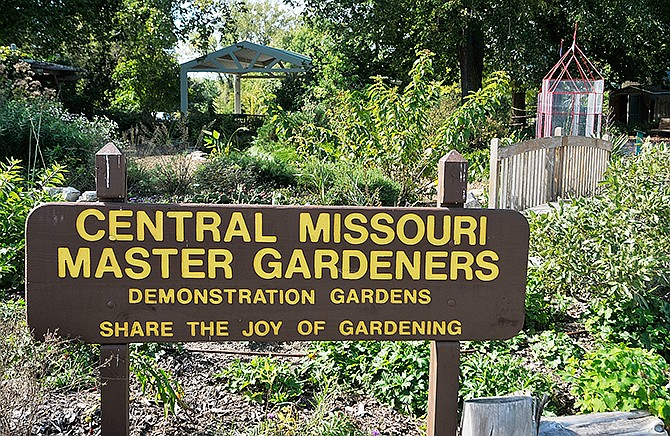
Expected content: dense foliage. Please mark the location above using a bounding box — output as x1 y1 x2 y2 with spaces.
0 160 64 292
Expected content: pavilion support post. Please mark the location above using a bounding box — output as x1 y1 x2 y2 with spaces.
234 74 242 114
180 66 189 115
427 151 468 436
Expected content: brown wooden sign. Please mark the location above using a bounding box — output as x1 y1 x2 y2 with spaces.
26 203 529 343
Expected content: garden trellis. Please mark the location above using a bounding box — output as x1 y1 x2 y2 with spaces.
536 33 604 138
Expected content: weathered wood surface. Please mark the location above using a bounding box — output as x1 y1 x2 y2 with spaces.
461 395 536 436
539 411 667 436
650 117 670 136
489 135 612 211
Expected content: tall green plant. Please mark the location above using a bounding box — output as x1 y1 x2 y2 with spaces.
269 51 510 204
0 159 64 292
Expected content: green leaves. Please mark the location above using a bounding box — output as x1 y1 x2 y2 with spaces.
563 344 670 421
0 159 65 292
215 357 309 407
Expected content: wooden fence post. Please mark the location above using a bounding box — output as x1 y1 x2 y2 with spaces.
427 151 467 436
488 138 500 209
96 143 130 436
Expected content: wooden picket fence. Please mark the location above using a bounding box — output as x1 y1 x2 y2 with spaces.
488 132 612 211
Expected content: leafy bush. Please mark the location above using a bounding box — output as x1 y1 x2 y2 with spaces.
191 152 297 204
130 343 186 416
311 341 430 416
298 158 401 206
0 300 98 433
215 357 311 406
527 142 670 351
563 344 670 421
0 99 116 190
460 351 555 403
268 51 510 204
528 331 583 370
0 159 64 292
234 387 365 436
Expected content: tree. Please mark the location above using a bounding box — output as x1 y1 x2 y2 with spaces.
300 0 670 99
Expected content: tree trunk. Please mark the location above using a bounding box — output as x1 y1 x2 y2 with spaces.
512 90 527 126
459 11 484 100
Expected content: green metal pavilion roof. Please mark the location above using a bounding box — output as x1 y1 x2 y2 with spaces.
180 41 312 114
180 40 311 75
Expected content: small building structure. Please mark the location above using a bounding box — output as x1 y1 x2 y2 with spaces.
179 41 312 115
536 37 604 138
609 82 670 124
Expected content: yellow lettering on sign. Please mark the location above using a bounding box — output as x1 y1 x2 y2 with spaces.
369 251 393 280
314 249 338 279
99 321 173 338
181 248 206 279
166 211 193 242
342 250 368 279
285 249 311 279
58 247 91 278
151 248 178 279
208 249 233 279
450 251 475 280
254 248 282 279
475 250 499 281
343 213 368 244
396 213 425 245
186 320 229 337
196 211 221 242
124 247 151 279
299 212 330 243
137 210 163 241
223 212 251 242
95 247 123 278
454 216 477 245
426 215 451 246
424 251 448 280
254 212 277 243
109 210 133 241
76 209 105 241
370 213 394 245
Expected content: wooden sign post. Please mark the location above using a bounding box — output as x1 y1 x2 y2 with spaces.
427 151 467 436
25 145 528 435
96 143 130 436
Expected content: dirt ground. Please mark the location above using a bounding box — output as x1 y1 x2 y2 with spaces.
28 341 423 436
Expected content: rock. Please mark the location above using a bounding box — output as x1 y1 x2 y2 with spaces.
62 187 81 202
465 192 482 208
45 186 64 198
77 191 98 202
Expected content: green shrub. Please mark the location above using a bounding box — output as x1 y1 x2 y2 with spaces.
0 99 116 189
231 388 365 436
267 52 510 204
563 344 670 421
130 343 186 416
215 357 311 406
528 331 583 370
298 158 401 206
527 142 670 350
585 296 670 359
460 351 555 403
0 159 64 292
191 152 297 204
311 341 430 416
